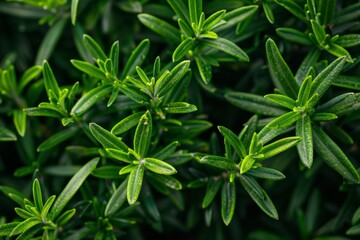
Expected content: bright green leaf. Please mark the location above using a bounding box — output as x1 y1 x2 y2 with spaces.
296 115 313 168
89 123 128 151
111 111 144 135
127 164 145 204
221 181 236 226
144 157 177 175
134 111 152 157
200 155 237 170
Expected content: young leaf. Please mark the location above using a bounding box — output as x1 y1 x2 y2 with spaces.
311 112 337 121
202 37 249 62
247 167 285 180
32 179 43 211
312 125 360 183
266 38 299 99
259 136 302 159
121 39 150 80
71 84 112 117
105 178 128 216
218 126 246 159
326 43 353 63
111 111 145 135
18 65 42 93
310 57 346 99
189 0 202 26
134 111 152 157
172 38 195 62
127 164 145 204
37 127 79 152
203 10 226 31
70 60 107 80
43 60 60 100
13 109 26 137
10 217 41 237
49 157 99 219
35 19 67 65
310 20 326 45
178 19 193 38
221 181 236 226
239 175 278 219
264 94 296 110
296 115 313 168
56 208 76 226
240 155 255 174
138 14 181 44
83 34 107 61
71 0 79 25
40 195 56 219
225 92 288 117
162 102 197 113
202 178 223 208
89 123 128 151
200 155 237 170
144 157 177 175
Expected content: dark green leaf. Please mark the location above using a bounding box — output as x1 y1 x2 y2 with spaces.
43 60 60 100
312 125 360 183
218 126 246 159
71 84 112 117
147 171 182 190
138 14 181 44
239 175 278 219
333 75 360 90
318 0 336 25
202 37 249 62
134 111 152 157
276 27 312 46
195 57 212 84
91 165 122 179
89 123 128 151
70 60 107 80
336 34 360 47
121 39 150 79
144 157 177 175
247 167 285 180
178 19 193 38
263 2 274 24
318 93 360 116
152 141 179 160
310 57 346 99
0 185 25 206
352 207 360 225
202 178 223 208
18 65 42 92
264 94 296 110
105 178 128 216
216 5 258 32
162 102 197 113
0 126 17 141
266 38 299 99
295 50 320 84
200 155 237 170
310 20 326 45
35 19 67 65
274 0 307 22
296 115 313 168
83 34 107 62
225 92 287 117
167 0 190 24
127 164 145 204
49 158 99 219
172 38 195 62
13 109 26 137
37 127 78 152
111 112 144 135
347 224 360 236
221 181 236 226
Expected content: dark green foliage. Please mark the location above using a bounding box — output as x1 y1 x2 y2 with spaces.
0 0 360 239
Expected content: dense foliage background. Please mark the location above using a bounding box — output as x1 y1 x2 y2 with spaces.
0 0 360 239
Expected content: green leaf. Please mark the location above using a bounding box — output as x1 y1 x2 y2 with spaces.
266 38 299 99
56 208 76 226
336 34 360 47
202 178 223 208
295 50 321 84
71 0 79 25
333 75 360 90
274 0 307 22
326 43 353 63
221 181 236 226
138 14 181 44
35 19 67 65
276 27 312 46
40 195 56 219
127 164 145 204
89 123 128 151
178 19 193 38
313 125 360 183
0 126 17 141
172 38 195 62
120 164 138 175
152 141 179 160
310 57 346 99
225 92 287 117
147 171 182 191
49 157 99 219
258 111 301 143
263 2 274 24
162 102 197 114
200 155 237 170
264 94 296 110
37 127 78 152
247 167 285 180
144 157 177 175
189 0 202 26
15 207 33 219
318 0 335 25
10 217 40 236
298 76 313 106
13 109 26 137
24 107 63 118
218 126 246 159
310 20 327 45
111 112 144 135
167 0 190 24
0 185 25 206
239 175 278 219
121 39 150 80
0 222 20 236
216 5 258 32
155 60 190 97
43 60 60 100
240 155 255 174
347 224 360 236
352 207 360 225
32 179 43 211
134 111 152 157
318 93 360 116
71 84 112 117
312 112 337 121
203 9 226 31
296 115 313 168
83 34 107 62
202 37 249 62
70 60 107 80
18 65 42 92
106 148 132 164
105 178 128 216
195 56 212 84
259 136 301 159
